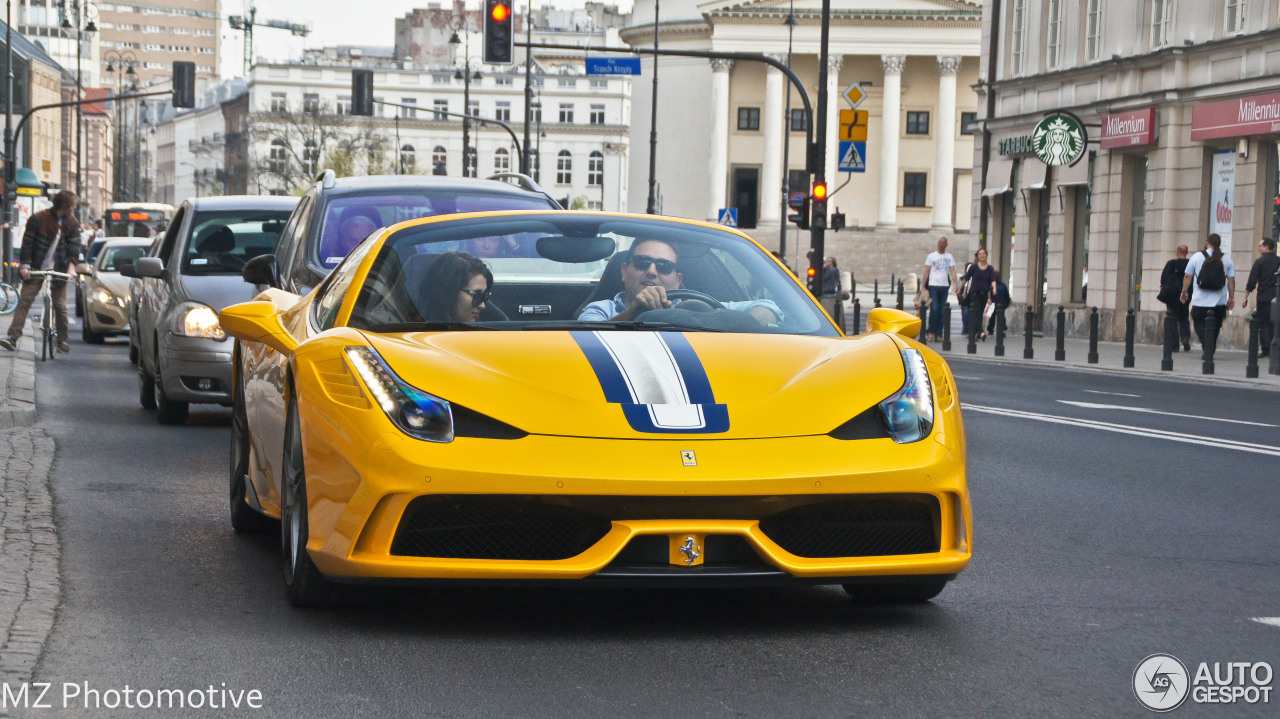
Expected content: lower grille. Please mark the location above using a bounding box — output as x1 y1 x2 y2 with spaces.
758 498 940 558
391 498 612 560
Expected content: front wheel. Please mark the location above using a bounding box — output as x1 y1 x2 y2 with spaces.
138 364 156 410
82 320 104 344
230 354 271 534
842 579 947 604
154 364 189 425
281 392 339 607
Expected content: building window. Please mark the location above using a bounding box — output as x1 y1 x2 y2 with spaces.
558 103 574 123
303 139 320 173
303 93 320 114
494 76 513 86
400 98 417 119
400 144 415 174
589 79 607 89
789 109 809 132
1011 0 1027 75
1046 0 1063 68
906 111 930 135
960 112 978 135
1085 0 1103 61
589 104 605 125
467 100 480 118
336 95 351 115
270 92 287 113
558 77 577 88
269 138 287 174
433 99 447 120
432 146 447 174
433 74 451 85
495 101 511 122
737 107 760 131
494 147 510 172
529 150 540 181
903 172 928 207
531 103 542 123
1152 0 1173 48
556 150 572 184
588 151 603 187
1224 0 1245 34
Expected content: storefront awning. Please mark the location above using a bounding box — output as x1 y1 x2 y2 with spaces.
1055 157 1091 186
1020 160 1047 192
980 158 1013 198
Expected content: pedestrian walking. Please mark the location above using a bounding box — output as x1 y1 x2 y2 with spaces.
987 274 1010 336
0 191 83 353
1180 233 1236 357
960 248 997 341
1158 244 1193 352
820 256 848 328
1242 237 1280 357
922 236 959 342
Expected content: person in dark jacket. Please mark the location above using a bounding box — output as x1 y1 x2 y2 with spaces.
0 191 82 353
960 248 997 341
1242 237 1280 357
1159 244 1192 352
987 276 1010 336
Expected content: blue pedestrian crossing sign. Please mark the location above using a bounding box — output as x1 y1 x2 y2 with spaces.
838 140 866 173
718 208 738 227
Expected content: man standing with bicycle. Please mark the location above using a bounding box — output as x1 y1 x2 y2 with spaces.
0 190 82 353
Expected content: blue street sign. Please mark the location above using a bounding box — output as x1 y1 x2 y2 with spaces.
717 208 738 227
838 140 867 173
585 57 642 75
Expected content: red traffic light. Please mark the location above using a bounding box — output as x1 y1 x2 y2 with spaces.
490 2 510 21
812 183 828 201
806 267 817 278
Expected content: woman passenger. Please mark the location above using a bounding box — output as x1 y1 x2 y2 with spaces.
419 251 493 323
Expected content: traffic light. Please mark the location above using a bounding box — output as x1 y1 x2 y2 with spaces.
483 0 515 65
172 61 196 109
805 266 818 296
788 192 809 230
811 181 828 229
351 69 374 116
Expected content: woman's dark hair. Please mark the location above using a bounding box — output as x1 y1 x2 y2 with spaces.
419 251 493 322
1206 233 1223 263
974 247 988 262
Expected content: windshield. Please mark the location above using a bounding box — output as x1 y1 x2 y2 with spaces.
316 191 556 270
98 245 147 272
182 210 292 274
346 214 837 336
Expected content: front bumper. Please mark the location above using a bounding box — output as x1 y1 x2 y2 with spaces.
157 332 235 403
86 299 129 335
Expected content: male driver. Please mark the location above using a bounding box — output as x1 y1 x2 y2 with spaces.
1180 233 1236 357
1242 237 1280 357
922 236 960 341
1 190 82 353
578 239 780 324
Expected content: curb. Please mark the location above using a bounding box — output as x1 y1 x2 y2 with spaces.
0 332 37 428
943 352 1280 391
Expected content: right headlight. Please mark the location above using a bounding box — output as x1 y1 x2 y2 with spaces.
877 349 934 443
173 302 226 340
345 346 454 443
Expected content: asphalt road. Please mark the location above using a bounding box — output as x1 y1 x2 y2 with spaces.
22 333 1280 718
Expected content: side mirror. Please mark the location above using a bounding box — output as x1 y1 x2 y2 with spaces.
242 253 280 288
134 257 164 279
118 262 138 279
75 262 93 276
865 307 922 339
218 301 298 355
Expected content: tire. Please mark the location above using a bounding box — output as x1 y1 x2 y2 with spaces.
75 286 83 318
154 364 189 425
82 320 105 344
842 579 948 604
230 353 272 534
280 392 339 607
138 364 156 410
129 343 139 364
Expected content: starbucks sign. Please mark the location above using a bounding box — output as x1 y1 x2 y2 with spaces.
1032 113 1087 166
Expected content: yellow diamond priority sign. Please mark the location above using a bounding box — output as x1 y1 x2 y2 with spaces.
842 81 866 110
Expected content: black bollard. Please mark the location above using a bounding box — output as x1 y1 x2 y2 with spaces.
994 307 1006 357
967 300 978 354
942 302 952 352
1247 312 1260 379
1088 307 1100 364
917 300 927 346
896 280 905 311
1271 295 1280 376
1202 310 1218 375
1055 306 1066 361
874 279 880 308
1023 305 1034 359
853 297 862 335
1161 311 1175 372
1123 308 1136 368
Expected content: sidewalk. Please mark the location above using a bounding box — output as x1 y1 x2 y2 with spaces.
0 330 37 427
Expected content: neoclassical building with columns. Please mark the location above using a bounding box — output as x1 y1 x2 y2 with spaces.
622 0 983 279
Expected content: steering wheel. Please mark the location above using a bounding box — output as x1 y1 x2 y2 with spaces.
664 289 725 311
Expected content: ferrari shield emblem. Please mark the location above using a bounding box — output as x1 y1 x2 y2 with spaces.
681 450 696 466
669 534 705 566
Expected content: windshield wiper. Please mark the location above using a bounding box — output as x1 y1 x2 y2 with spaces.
520 320 729 332
365 321 494 332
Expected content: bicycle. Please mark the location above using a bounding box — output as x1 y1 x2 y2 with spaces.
25 269 74 361
0 273 17 314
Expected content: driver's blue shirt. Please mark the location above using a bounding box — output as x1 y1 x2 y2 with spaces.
578 292 783 322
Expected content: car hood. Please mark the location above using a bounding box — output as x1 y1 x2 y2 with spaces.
93 272 133 298
362 330 907 440
176 272 257 311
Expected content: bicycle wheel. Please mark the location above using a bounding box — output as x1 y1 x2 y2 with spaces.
0 282 17 315
41 295 53 361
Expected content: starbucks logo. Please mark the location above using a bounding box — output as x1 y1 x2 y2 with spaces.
1032 113 1087 166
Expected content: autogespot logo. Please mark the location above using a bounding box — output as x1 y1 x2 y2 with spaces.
1134 654 1190 712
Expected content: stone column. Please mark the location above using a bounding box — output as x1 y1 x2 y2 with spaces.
760 54 786 225
933 56 962 228
824 54 844 186
708 58 734 221
878 54 905 227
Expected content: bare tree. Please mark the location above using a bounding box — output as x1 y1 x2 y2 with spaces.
251 99 391 194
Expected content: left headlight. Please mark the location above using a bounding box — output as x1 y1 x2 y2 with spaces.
173 302 226 340
345 346 454 443
92 287 114 305
877 349 934 443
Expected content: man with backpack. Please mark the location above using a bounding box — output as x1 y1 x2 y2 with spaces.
1158 245 1192 352
1180 233 1236 358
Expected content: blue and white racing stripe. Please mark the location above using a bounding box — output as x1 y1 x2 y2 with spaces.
571 331 730 434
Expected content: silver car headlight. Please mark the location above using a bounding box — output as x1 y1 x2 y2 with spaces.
92 287 114 305
173 302 226 340
877 349 934 443
345 346 454 443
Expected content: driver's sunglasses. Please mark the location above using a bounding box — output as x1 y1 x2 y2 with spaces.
459 288 493 307
629 254 678 275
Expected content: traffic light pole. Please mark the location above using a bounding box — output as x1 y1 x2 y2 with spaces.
809 0 832 298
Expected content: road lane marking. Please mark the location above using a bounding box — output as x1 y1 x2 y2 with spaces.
1082 389 1142 398
962 404 1280 457
1056 400 1278 428
1251 618 1280 628
951 375 983 380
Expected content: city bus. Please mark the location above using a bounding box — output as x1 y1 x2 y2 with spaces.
103 202 176 238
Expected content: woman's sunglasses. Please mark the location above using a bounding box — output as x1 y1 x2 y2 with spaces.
629 254 678 275
459 288 493 307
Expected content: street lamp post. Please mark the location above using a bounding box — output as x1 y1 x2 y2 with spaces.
449 16 482 178
61 1 98 219
103 51 137 202
4 0 16 282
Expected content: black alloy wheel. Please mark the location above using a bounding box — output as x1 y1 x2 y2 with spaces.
280 392 339 607
842 579 947 604
82 317 104 344
153 363 189 425
230 351 272 534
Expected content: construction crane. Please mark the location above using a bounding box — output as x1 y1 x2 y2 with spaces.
228 6 311 76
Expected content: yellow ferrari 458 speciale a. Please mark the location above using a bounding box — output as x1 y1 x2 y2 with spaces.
221 211 970 607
